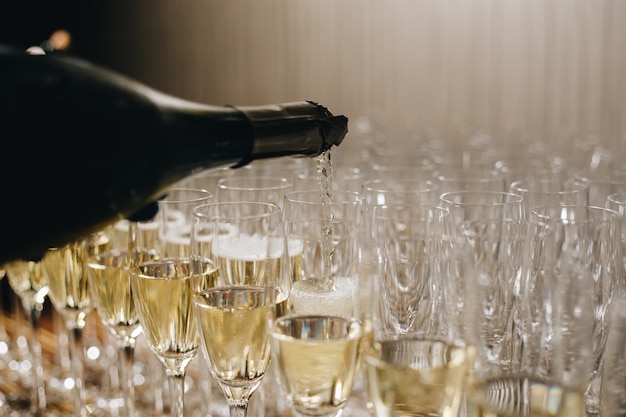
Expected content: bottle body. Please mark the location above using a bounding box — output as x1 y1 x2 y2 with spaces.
0 45 348 263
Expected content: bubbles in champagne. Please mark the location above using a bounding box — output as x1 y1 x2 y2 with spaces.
290 276 355 318
213 235 284 260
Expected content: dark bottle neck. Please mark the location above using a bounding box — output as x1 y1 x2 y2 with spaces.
235 101 348 165
151 92 349 169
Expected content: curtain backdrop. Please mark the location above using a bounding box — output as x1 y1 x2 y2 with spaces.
86 0 626 153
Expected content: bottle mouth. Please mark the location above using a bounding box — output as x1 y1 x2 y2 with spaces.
322 114 348 148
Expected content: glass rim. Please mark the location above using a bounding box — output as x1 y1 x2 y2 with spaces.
439 190 524 206
283 189 363 205
529 204 620 223
509 178 589 195
216 176 293 191
192 201 282 220
158 187 213 204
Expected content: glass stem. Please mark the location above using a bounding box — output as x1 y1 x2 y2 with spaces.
68 324 88 417
167 372 186 417
119 338 137 417
148 354 165 414
28 301 47 413
228 400 248 417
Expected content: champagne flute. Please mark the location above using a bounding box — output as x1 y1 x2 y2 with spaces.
4 259 50 415
86 222 144 417
278 191 370 417
190 201 290 417
282 190 363 297
271 315 364 417
42 231 110 417
438 191 525 345
360 202 469 417
465 205 601 417
519 204 622 416
360 178 440 207
216 176 293 207
130 253 213 417
364 335 468 417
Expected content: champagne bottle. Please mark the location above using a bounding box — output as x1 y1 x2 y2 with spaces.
0 44 348 263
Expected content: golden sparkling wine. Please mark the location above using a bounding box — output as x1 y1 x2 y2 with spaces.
271 315 363 417
211 235 284 286
43 234 111 323
4 259 47 300
131 259 202 368
194 285 276 398
86 250 141 339
364 337 468 417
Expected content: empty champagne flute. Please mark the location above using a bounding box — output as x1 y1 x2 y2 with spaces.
4 259 50 415
360 178 440 207
438 191 525 345
361 202 469 417
216 176 293 207
190 201 290 417
364 203 449 336
459 218 526 373
466 205 601 417
42 231 111 417
515 205 621 417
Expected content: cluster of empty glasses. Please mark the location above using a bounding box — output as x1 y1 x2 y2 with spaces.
1 125 626 417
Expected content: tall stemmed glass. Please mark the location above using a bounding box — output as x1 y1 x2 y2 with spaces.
276 192 368 417
86 222 144 417
360 202 469 417
130 204 215 417
518 205 622 416
156 186 214 416
282 190 363 302
42 231 110 417
4 259 50 415
464 207 598 417
190 201 290 417
438 191 525 348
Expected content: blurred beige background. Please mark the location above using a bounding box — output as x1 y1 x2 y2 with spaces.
88 0 625 153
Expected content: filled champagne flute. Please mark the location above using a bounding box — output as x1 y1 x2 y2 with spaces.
271 314 364 417
276 190 371 417
130 256 208 417
4 259 51 415
86 222 145 417
190 201 290 417
364 335 468 417
42 231 111 417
